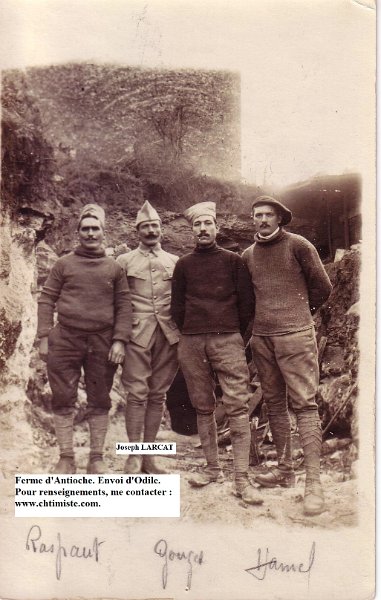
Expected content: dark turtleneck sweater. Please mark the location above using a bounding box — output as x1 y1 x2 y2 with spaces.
171 243 254 335
242 229 332 335
37 246 132 341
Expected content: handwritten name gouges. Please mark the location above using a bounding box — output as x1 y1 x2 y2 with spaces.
25 524 105 580
154 538 204 590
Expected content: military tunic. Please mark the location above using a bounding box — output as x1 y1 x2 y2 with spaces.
117 243 179 404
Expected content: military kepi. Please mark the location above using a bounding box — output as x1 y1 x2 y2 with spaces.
252 195 292 226
184 201 216 224
78 203 106 229
135 201 161 227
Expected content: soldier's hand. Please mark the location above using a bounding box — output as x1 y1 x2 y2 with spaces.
39 336 49 362
108 340 126 364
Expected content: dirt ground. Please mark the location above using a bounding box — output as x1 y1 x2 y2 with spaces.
0 391 358 530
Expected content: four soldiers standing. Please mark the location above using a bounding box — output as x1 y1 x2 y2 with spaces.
38 196 332 515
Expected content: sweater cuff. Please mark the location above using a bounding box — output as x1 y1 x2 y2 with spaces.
112 335 130 344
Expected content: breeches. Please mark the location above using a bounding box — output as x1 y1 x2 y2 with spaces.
47 324 117 414
250 327 319 414
178 332 250 417
121 326 178 406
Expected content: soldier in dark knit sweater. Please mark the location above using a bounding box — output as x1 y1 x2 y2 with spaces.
171 201 263 505
37 204 132 474
242 196 332 516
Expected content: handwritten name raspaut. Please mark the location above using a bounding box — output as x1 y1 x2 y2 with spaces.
26 524 105 580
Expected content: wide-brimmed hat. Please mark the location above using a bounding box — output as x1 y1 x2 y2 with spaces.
135 200 161 227
184 201 216 224
251 195 292 226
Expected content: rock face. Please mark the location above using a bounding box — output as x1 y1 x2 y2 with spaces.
315 249 360 438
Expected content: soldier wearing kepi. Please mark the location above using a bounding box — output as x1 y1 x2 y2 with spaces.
171 201 263 505
117 201 179 474
37 204 132 474
242 195 332 516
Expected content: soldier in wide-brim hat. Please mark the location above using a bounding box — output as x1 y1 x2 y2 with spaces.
243 194 332 516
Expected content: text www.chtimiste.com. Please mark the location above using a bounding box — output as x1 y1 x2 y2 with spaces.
15 500 100 507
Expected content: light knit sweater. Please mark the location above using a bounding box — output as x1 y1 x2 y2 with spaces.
242 229 332 335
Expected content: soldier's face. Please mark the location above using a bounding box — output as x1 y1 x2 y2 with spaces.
192 216 218 247
252 204 281 236
78 217 104 251
137 220 162 246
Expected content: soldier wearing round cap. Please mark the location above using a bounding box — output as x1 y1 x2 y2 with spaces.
37 203 132 474
117 201 179 474
171 201 263 505
242 195 332 516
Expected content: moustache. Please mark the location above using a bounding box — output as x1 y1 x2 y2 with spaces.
198 233 209 238
144 233 159 238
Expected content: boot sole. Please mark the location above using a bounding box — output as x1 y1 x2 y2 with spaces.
254 475 295 489
233 490 264 505
188 476 225 488
303 501 326 516
142 468 169 475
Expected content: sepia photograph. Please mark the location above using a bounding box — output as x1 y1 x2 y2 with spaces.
0 1 375 599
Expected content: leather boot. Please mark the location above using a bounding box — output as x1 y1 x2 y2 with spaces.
297 409 325 516
234 476 263 505
303 481 325 516
52 456 76 474
52 413 75 473
188 413 224 487
255 466 295 488
124 455 143 474
229 415 263 504
142 456 169 475
188 467 224 488
87 412 108 474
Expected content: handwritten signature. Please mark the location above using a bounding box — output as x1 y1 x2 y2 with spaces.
25 524 105 580
245 541 316 581
153 538 204 590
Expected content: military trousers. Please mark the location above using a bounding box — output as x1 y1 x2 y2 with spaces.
47 324 117 415
121 325 178 407
178 332 251 416
250 326 320 412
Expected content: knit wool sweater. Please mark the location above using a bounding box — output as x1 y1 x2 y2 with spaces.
171 244 254 335
242 229 332 335
37 247 132 342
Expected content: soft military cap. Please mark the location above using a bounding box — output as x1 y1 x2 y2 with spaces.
184 201 216 224
78 203 106 229
252 195 292 226
135 200 161 227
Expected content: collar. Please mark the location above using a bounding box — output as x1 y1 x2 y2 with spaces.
137 241 162 257
254 228 285 245
74 246 106 258
257 226 280 240
194 242 219 253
